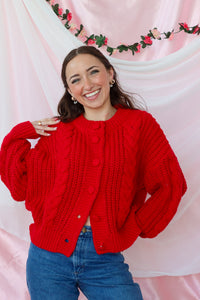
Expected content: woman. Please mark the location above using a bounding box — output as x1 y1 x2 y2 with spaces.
0 46 187 300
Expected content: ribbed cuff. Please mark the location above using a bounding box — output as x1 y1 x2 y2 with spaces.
10 121 40 140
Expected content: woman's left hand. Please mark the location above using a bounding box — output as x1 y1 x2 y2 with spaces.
31 117 60 136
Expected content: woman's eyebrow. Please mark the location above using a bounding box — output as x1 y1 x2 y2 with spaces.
69 66 99 81
69 74 79 81
86 65 99 72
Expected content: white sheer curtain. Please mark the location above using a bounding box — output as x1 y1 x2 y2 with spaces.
0 2 200 299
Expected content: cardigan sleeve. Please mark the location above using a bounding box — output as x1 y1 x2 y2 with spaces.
0 121 40 201
134 112 187 238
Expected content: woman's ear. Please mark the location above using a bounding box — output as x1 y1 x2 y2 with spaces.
108 67 114 82
67 89 72 96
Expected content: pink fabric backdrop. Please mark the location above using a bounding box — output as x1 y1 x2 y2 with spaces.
57 0 200 60
0 0 200 299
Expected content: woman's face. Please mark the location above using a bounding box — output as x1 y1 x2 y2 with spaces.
65 54 114 111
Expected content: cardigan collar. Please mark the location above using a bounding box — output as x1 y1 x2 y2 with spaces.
73 107 132 131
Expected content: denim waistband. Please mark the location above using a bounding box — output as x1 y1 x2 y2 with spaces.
83 225 91 230
79 225 92 237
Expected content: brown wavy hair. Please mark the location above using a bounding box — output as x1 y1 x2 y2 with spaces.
57 46 141 122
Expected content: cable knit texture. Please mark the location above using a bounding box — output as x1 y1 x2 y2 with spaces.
0 108 187 256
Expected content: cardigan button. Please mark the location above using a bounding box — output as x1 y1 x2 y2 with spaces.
98 243 104 249
91 136 99 143
88 186 95 194
92 123 101 130
92 159 100 166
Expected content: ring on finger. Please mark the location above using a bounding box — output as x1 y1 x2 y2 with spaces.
38 120 42 126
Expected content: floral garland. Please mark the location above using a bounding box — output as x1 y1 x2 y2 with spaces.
46 0 200 56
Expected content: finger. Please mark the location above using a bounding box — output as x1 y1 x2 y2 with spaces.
36 129 51 136
40 118 60 125
34 126 57 134
39 126 58 132
33 123 59 130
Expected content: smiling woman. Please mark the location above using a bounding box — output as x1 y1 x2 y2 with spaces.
0 45 186 300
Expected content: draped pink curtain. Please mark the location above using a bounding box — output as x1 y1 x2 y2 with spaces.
57 0 200 61
0 0 200 299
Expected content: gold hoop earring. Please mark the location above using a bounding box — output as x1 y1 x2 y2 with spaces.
110 79 115 87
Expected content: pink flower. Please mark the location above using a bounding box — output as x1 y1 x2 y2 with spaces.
169 32 174 40
58 8 63 16
143 36 152 45
151 28 161 39
135 44 141 53
87 39 95 45
193 25 199 34
67 13 72 22
104 37 108 45
180 23 189 30
79 29 87 38
69 23 77 30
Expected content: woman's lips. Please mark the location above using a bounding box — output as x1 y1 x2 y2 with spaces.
84 89 101 100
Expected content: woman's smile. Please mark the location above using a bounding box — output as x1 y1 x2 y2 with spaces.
83 88 101 100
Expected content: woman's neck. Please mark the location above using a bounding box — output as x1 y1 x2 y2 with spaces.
83 106 117 121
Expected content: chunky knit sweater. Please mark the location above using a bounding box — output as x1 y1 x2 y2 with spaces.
0 108 187 256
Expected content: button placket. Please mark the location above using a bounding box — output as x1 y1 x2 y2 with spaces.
81 124 104 216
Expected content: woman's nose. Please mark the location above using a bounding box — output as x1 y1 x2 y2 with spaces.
83 77 93 90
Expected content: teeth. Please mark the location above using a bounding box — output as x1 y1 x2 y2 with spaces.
85 89 100 98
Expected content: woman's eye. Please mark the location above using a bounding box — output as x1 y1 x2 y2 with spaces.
91 69 99 75
71 78 80 84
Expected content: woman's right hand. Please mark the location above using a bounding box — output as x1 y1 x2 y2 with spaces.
31 117 60 136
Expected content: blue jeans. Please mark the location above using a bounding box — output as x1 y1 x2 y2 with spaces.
26 226 143 300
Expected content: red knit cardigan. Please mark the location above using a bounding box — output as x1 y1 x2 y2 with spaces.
0 108 187 256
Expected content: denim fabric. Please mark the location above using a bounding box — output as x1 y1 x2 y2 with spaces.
26 226 143 300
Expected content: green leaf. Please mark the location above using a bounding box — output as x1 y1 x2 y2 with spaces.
88 34 95 40
75 24 84 37
63 9 70 20
141 41 146 48
179 23 184 31
164 31 171 39
140 35 145 40
128 44 140 55
64 21 70 29
127 45 135 55
107 47 114 56
133 43 139 51
95 34 106 48
117 45 128 52
52 4 59 16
